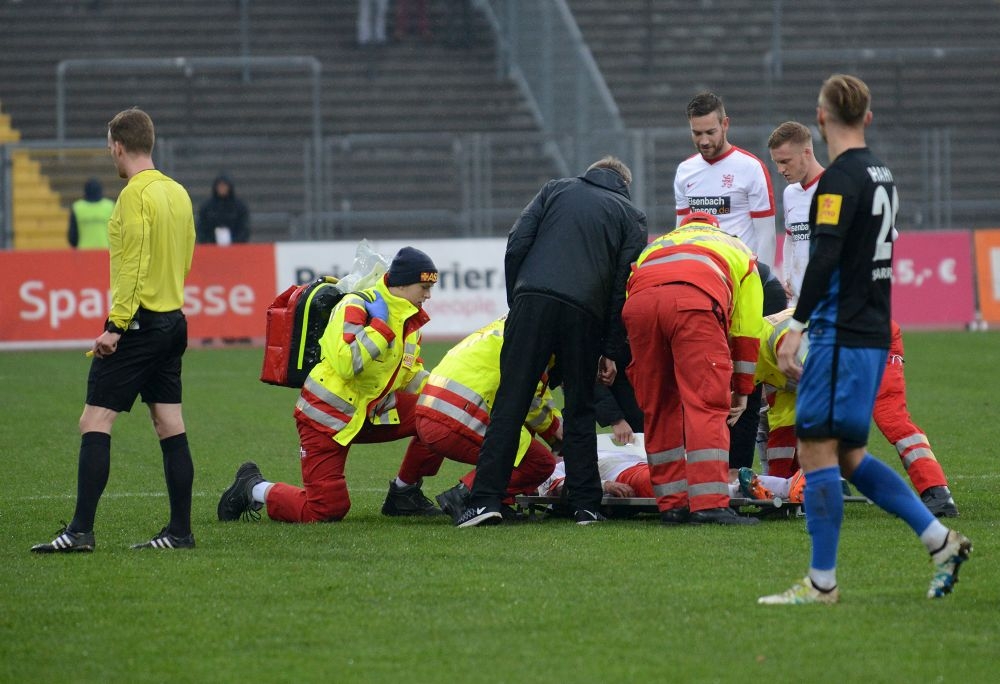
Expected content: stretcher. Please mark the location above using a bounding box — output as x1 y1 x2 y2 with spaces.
513 494 872 519
519 434 872 519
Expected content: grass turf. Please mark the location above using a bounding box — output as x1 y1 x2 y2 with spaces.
2 331 998 682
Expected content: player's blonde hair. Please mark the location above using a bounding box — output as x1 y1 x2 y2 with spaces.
768 121 813 149
818 74 871 127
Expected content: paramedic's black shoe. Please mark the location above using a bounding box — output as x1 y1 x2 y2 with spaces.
131 527 195 549
435 482 472 523
921 486 959 518
689 507 760 525
31 524 95 553
659 507 690 525
218 461 265 521
574 509 606 525
382 479 445 516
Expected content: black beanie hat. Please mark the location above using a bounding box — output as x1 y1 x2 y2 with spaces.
386 246 438 287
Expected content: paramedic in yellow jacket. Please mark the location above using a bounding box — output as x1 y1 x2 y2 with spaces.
217 247 445 523
411 315 562 522
623 211 764 525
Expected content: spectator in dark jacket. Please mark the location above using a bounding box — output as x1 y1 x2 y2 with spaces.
457 156 648 527
196 174 250 245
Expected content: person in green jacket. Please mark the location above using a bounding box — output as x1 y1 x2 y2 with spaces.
68 177 114 249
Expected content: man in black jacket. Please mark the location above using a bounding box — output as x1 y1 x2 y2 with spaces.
196 174 250 245
457 156 648 527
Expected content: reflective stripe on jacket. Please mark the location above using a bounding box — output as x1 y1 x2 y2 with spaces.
416 316 561 463
295 276 430 446
628 224 763 395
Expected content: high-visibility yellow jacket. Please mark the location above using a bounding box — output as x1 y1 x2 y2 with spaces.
628 223 764 395
755 308 807 471
295 276 430 446
71 198 114 249
417 316 561 464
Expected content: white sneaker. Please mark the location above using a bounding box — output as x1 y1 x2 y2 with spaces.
928 530 972 598
758 577 839 605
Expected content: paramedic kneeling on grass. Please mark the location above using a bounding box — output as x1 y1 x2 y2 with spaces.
217 247 446 523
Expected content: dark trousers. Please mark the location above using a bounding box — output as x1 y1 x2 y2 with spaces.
471 294 604 512
729 276 788 468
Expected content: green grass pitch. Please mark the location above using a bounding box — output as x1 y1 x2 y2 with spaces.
2 331 998 682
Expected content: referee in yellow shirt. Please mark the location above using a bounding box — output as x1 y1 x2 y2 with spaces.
32 108 198 553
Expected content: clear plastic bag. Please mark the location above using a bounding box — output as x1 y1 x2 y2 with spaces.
335 239 390 293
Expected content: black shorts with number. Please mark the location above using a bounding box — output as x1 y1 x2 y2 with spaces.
87 309 188 412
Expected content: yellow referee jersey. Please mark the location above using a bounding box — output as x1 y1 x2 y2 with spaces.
106 169 195 329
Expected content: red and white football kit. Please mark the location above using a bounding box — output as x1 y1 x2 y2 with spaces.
780 172 822 303
674 145 777 265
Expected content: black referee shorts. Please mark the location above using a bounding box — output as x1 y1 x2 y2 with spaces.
86 309 188 412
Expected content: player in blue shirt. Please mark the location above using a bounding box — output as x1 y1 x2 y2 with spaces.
759 74 972 605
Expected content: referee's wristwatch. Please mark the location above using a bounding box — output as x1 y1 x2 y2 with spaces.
104 320 127 335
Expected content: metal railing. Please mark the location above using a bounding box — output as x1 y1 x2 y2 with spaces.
481 0 626 175
2 125 982 248
55 56 324 219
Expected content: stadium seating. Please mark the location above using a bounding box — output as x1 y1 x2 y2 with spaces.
3 0 998 244
0 0 559 243
567 0 1000 230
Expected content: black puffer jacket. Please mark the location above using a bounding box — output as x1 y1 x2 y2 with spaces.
505 167 648 360
196 174 251 244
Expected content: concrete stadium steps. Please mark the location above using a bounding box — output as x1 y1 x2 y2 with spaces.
567 0 776 128
0 0 557 240
10 151 69 250
0 105 21 143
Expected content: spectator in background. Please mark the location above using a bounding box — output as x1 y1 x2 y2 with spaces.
196 174 250 245
68 177 114 249
357 0 389 46
395 0 429 40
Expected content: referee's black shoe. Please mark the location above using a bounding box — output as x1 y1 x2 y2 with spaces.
31 524 95 553
131 527 195 550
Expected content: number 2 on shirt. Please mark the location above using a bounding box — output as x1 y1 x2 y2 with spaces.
872 185 898 262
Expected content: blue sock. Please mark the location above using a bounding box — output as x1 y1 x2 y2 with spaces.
849 453 935 535
804 465 843 573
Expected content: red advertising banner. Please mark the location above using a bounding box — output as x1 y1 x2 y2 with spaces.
891 230 975 328
0 244 277 349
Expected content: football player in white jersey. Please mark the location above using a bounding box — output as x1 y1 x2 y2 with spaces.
674 91 777 267
767 121 825 304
